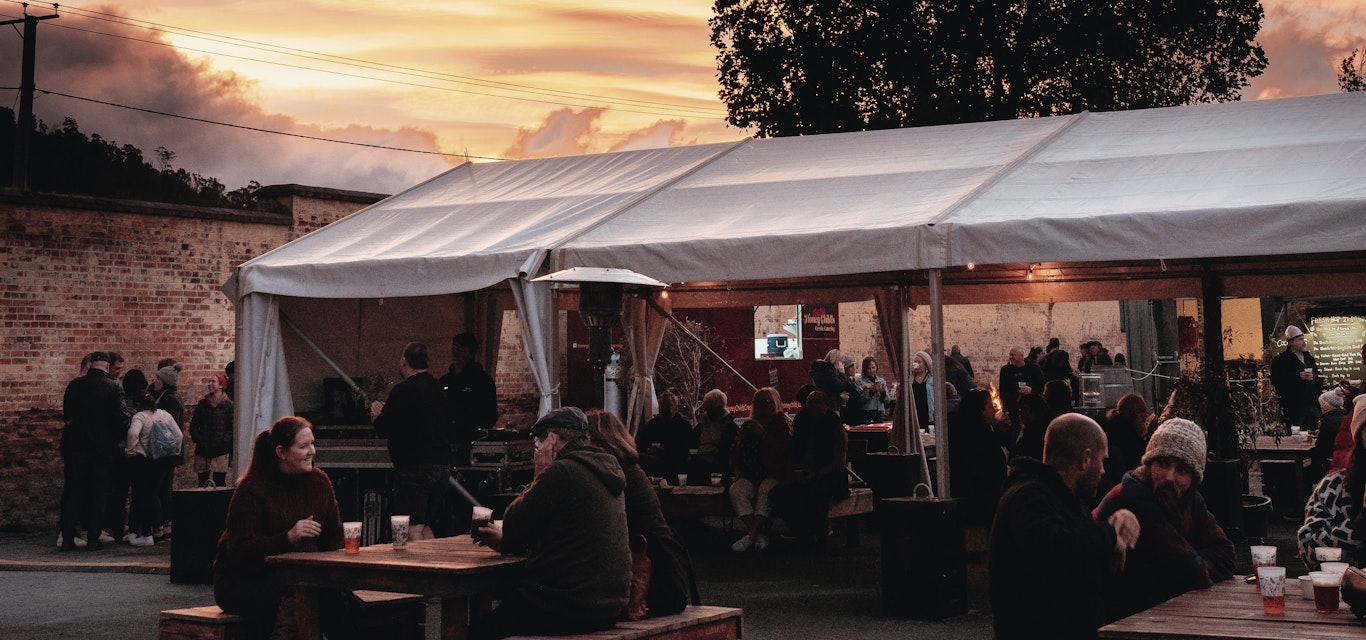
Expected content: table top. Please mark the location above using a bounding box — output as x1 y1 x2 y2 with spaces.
1256 434 1314 453
1099 575 1363 639
267 536 523 597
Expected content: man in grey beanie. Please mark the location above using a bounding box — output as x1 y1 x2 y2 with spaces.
1093 418 1234 622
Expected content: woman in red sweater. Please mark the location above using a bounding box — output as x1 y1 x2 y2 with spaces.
213 416 357 639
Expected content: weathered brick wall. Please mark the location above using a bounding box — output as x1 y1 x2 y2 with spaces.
0 187 380 531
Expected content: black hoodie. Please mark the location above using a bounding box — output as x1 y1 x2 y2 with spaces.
502 441 630 622
988 457 1118 640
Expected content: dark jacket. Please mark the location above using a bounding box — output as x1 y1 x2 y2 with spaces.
998 361 1045 422
502 442 631 623
190 397 235 459
990 457 1118 640
439 361 498 445
1093 470 1235 620
1040 349 1073 382
621 461 693 616
1099 412 1147 499
947 410 1008 526
809 360 852 409
1270 349 1322 409
62 369 126 457
374 371 451 466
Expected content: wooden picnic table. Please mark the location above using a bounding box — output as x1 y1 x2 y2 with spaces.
268 536 523 640
1099 574 1364 639
1256 433 1315 512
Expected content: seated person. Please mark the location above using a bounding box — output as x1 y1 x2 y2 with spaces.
689 389 738 486
1312 388 1350 474
729 388 792 553
213 417 360 640
472 408 630 639
1298 411 1365 571
783 389 850 551
1009 393 1050 462
636 391 694 485
1093 419 1235 621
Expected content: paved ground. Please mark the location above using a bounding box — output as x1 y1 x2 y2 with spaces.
0 515 1301 640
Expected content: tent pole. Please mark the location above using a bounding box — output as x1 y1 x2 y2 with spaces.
647 298 759 395
900 292 915 454
279 311 366 400
930 269 950 498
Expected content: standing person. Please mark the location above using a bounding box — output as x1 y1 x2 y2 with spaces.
729 388 792 553
1078 341 1098 374
1040 337 1073 383
999 346 1044 427
103 369 148 544
189 373 235 487
370 342 451 542
60 351 125 551
470 408 630 639
213 417 358 640
848 357 890 425
689 389 738 486
125 391 182 546
223 361 236 402
635 391 693 484
947 388 1009 526
1093 419 1235 620
440 332 498 464
990 414 1140 640
909 351 949 431
809 349 854 419
584 409 695 617
949 344 976 381
1271 325 1324 432
150 361 185 540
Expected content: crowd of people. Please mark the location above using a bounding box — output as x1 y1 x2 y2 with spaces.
59 350 234 550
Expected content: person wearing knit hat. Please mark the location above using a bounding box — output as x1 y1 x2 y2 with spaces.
148 361 185 540
1094 418 1235 619
1312 389 1352 474
1298 391 1366 572
1270 324 1324 433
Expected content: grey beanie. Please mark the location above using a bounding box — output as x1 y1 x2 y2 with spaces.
1142 418 1207 482
155 363 183 388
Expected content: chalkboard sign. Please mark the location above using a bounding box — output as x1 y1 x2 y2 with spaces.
1307 311 1366 385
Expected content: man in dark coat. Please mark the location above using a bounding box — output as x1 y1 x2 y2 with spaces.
990 413 1139 640
999 346 1045 426
60 351 126 550
1270 325 1323 431
472 407 630 639
371 342 451 542
440 332 498 463
1093 419 1235 621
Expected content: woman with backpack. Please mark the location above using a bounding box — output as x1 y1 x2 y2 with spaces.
125 391 183 546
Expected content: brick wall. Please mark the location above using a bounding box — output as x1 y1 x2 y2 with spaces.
0 187 380 531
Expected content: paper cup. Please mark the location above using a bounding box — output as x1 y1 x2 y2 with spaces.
390 515 410 549
470 506 493 543
1315 547 1345 563
1257 566 1286 615
342 521 362 555
1299 574 1316 599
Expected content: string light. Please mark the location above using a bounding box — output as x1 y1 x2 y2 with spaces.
1026 264 1035 281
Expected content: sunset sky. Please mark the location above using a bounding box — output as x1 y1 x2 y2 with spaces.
2 0 1364 195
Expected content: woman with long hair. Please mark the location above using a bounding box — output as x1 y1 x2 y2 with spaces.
1298 411 1366 571
847 357 890 425
728 388 792 552
213 416 358 639
584 409 695 617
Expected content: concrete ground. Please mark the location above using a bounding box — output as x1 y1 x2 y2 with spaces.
0 514 1301 640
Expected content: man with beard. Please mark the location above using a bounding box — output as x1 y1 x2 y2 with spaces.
989 414 1140 640
1093 418 1234 620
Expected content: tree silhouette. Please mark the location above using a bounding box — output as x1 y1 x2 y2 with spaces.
0 109 267 209
711 0 1269 137
1340 48 1365 92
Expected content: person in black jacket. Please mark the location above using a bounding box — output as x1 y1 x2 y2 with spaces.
60 351 126 550
371 342 451 542
989 414 1139 640
1271 325 1324 432
440 332 498 464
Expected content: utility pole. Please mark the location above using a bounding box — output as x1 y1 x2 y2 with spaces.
3 4 60 192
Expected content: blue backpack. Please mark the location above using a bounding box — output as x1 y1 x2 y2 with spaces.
147 419 180 460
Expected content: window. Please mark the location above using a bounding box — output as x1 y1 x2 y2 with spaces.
753 305 802 360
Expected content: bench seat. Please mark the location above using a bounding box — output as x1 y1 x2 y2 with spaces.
507 605 742 640
158 591 426 640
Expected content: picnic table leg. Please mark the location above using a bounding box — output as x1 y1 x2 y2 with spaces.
292 586 322 640
437 596 471 640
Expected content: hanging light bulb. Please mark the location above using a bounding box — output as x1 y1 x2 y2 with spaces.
1026 264 1035 281
966 262 976 270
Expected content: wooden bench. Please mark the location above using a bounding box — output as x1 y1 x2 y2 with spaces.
657 486 874 546
158 590 425 640
507 605 742 640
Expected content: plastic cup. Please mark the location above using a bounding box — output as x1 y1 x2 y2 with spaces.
390 515 410 550
1249 545 1276 584
1321 562 1350 576
342 521 362 555
1257 566 1286 615
470 506 493 543
1315 547 1344 563
1310 571 1342 613
1299 574 1316 599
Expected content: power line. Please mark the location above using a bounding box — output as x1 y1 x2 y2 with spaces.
1 0 725 119
36 89 510 161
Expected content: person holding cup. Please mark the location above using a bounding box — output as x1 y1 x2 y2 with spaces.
1271 325 1323 433
1297 408 1366 571
998 346 1045 429
213 416 360 640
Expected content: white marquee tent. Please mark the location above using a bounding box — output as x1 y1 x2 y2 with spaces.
225 91 1366 487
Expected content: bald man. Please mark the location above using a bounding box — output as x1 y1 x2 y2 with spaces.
989 414 1139 640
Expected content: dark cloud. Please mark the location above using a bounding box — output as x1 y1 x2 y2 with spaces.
0 5 452 194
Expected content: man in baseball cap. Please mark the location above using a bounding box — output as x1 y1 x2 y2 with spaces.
1093 418 1235 621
